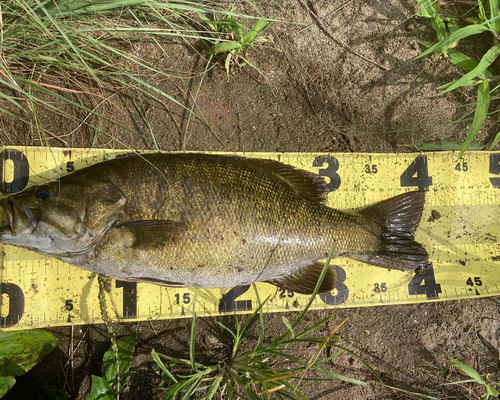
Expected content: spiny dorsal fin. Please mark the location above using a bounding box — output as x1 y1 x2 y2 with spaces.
266 261 336 294
118 220 188 248
242 158 329 203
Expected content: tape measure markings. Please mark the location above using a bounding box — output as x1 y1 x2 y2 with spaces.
2 148 500 330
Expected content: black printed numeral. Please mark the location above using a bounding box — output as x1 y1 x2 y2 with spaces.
64 299 74 311
175 292 191 304
400 155 433 191
455 162 468 172
466 277 482 286
312 155 341 192
364 164 378 174
1 149 29 194
489 154 500 188
373 282 387 293
319 265 349 305
408 263 441 299
1 283 25 327
279 289 294 298
66 161 75 173
219 285 252 313
116 281 137 318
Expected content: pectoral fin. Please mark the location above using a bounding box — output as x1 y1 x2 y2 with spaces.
119 220 188 248
266 262 336 295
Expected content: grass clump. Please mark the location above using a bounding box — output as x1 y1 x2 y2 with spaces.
415 0 500 158
152 307 378 399
0 0 268 147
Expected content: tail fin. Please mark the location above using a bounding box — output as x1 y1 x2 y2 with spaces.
359 191 428 271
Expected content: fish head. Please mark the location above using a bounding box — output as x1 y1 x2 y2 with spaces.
0 179 126 258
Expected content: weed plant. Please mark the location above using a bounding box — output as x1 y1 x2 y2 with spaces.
416 0 500 157
0 1 268 147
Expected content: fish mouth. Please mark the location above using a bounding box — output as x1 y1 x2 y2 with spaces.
0 198 37 236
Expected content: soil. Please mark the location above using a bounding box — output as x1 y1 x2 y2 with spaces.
1 0 500 399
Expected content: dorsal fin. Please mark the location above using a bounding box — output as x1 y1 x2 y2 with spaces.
242 158 329 204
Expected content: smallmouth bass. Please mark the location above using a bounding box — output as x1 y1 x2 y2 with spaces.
0 154 428 294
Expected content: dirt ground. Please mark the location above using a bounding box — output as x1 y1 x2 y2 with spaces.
2 0 500 399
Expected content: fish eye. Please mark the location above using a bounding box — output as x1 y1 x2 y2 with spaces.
35 186 52 202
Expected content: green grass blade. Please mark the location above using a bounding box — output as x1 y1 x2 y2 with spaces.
32 0 99 83
385 385 441 399
242 17 270 45
310 365 366 386
180 373 206 400
489 131 500 150
295 313 338 339
202 371 224 400
441 43 500 92
189 314 198 372
458 80 490 159
253 285 266 350
151 349 178 384
416 24 491 59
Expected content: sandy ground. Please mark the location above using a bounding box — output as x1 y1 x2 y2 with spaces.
1 0 500 399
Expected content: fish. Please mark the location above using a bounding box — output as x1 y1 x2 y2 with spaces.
0 153 428 294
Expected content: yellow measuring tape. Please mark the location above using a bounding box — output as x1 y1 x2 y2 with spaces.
1 147 500 331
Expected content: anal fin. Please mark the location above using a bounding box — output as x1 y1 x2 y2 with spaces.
266 262 336 295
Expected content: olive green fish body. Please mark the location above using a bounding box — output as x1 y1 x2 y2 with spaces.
0 154 428 294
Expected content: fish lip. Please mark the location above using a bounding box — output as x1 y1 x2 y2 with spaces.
0 198 14 232
0 198 37 235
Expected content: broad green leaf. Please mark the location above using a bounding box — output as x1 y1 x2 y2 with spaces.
416 25 491 59
489 0 500 33
417 41 492 79
0 376 16 398
441 43 500 92
458 80 490 159
88 375 115 400
242 18 271 46
447 359 483 381
0 330 57 377
416 0 440 17
208 41 242 54
102 335 135 388
430 16 448 43
446 49 492 78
